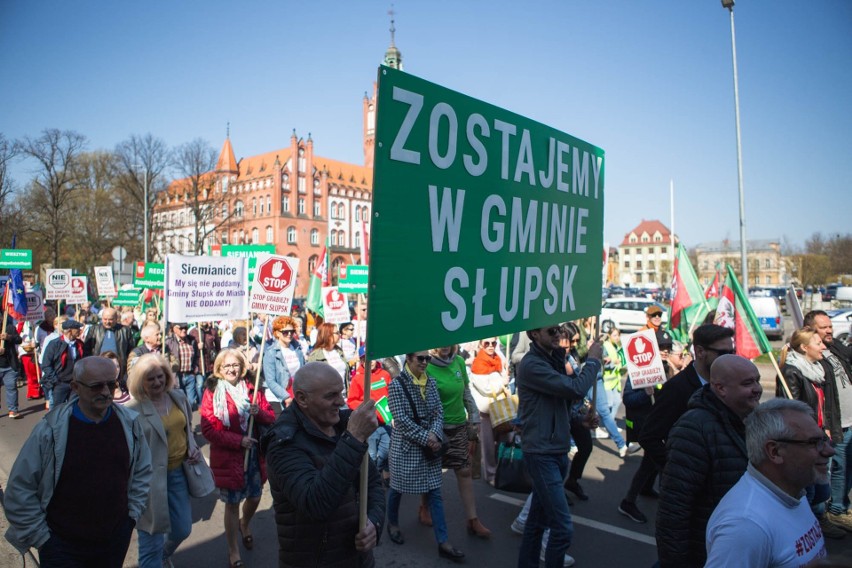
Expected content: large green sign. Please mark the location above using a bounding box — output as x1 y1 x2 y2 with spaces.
367 67 605 359
221 244 276 285
134 262 165 289
113 288 142 307
0 249 32 269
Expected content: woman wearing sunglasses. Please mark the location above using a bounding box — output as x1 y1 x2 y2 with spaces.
469 338 509 485
126 353 200 568
386 351 465 562
262 316 305 415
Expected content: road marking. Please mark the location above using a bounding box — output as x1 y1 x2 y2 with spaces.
489 493 656 546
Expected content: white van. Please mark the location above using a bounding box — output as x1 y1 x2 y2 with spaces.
747 296 784 340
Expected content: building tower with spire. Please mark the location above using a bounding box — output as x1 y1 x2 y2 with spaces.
364 6 403 168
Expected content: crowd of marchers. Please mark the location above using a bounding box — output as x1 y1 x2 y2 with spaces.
0 298 849 568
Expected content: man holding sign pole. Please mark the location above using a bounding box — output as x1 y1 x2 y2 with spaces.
516 325 602 568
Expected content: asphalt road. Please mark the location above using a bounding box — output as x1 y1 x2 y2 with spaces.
0 359 850 568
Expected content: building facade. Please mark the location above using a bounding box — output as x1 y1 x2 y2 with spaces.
617 220 676 287
152 33 404 299
694 239 786 288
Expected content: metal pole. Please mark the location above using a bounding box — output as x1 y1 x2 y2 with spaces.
727 5 748 291
144 168 149 264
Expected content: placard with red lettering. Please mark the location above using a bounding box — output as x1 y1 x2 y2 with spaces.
624 329 667 389
322 286 350 324
248 255 299 315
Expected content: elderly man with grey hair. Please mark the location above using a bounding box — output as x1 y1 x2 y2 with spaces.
705 398 832 566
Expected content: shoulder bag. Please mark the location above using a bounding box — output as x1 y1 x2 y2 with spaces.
174 392 216 498
398 378 449 460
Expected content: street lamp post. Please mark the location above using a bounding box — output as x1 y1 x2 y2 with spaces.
143 167 149 264
722 0 748 291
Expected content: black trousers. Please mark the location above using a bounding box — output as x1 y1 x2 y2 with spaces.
568 416 593 481
38 517 134 568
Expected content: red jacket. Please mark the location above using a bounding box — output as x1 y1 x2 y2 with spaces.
346 366 392 424
200 380 276 490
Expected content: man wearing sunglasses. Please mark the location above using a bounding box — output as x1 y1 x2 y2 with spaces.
516 324 603 568
5 357 153 567
656 353 763 568
705 398 831 567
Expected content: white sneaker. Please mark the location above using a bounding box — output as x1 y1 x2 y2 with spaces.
511 518 525 535
627 442 642 454
539 549 576 567
592 427 610 439
619 445 628 458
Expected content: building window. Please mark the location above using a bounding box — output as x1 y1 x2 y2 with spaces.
282 196 290 213
252 198 257 216
310 229 319 245
239 229 245 243
703 261 709 270
649 260 655 270
266 226 273 243
266 196 271 214
354 232 361 248
331 230 338 246
661 247 667 254
636 260 643 269
308 255 318 274
355 206 361 222
338 230 346 247
298 177 306 194
282 173 290 191
287 226 296 244
298 148 306 172
641 235 649 243
234 200 244 219
221 203 228 219
251 228 259 244
654 234 662 242
624 261 630 269
221 231 228 245
313 200 321 217
298 198 305 215
765 258 771 269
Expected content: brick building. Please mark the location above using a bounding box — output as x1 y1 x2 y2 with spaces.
152 30 404 298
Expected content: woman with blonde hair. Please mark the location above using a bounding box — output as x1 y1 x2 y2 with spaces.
201 348 275 568
126 353 200 567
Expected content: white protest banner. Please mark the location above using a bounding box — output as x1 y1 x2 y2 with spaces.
94 266 117 298
25 290 44 323
67 276 88 305
322 286 350 324
249 255 299 315
45 269 72 300
624 329 667 389
164 254 249 323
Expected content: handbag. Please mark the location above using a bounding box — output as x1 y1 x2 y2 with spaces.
177 393 216 498
489 387 519 435
494 437 532 493
398 378 449 460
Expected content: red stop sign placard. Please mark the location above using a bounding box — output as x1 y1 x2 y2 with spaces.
325 289 346 310
256 257 294 294
71 278 85 295
625 335 657 368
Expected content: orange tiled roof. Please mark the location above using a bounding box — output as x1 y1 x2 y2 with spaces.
314 156 372 189
620 219 671 246
216 138 238 174
234 148 292 181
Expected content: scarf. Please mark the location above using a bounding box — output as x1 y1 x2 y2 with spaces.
213 379 251 432
404 363 428 399
823 349 851 388
786 350 825 385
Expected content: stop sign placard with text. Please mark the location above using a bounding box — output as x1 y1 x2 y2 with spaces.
249 255 299 315
322 286 350 324
624 329 667 389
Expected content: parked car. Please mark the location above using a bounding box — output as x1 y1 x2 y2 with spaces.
824 283 841 302
747 296 784 340
599 298 668 333
827 309 852 346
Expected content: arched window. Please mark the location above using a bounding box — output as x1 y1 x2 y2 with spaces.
221 231 228 245
331 230 338 246
310 229 319 245
221 203 228 218
266 226 273 243
355 206 361 222
354 232 361 248
282 173 290 190
266 195 271 214
239 229 245 243
338 230 346 247
234 200 244 218
252 198 257 216
251 228 259 244
331 257 344 282
287 226 296 244
308 255 318 274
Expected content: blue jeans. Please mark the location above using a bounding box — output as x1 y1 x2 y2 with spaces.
518 453 573 568
137 468 193 567
53 382 72 406
368 425 392 472
829 427 852 514
387 487 448 544
178 373 203 409
0 367 19 412
590 378 625 449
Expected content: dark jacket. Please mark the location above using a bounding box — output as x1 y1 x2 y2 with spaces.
0 323 22 371
261 405 384 568
189 326 220 375
41 337 84 390
638 362 703 469
622 379 656 444
516 341 601 455
779 362 842 443
655 385 749 568
164 334 200 374
84 323 135 379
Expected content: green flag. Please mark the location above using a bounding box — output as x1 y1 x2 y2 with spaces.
713 265 772 360
668 243 708 343
305 241 329 318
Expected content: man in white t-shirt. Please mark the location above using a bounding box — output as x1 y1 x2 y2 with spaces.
705 398 832 567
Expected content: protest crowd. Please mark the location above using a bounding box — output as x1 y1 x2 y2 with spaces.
0 279 850 568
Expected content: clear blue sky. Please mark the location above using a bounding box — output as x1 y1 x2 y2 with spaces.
2 0 850 251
